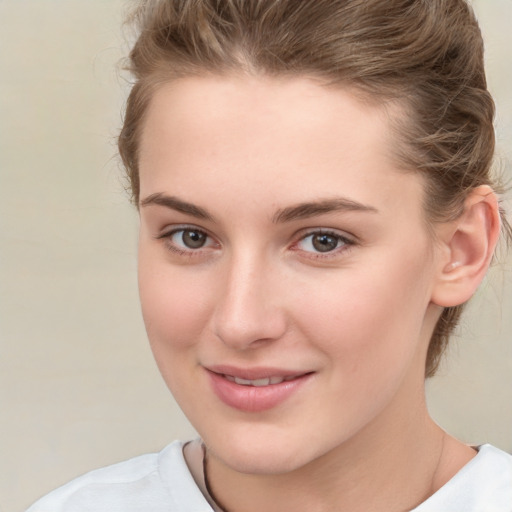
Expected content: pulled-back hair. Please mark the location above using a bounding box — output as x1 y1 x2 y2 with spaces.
119 0 509 377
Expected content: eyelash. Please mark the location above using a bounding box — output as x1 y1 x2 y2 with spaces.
156 225 216 257
156 226 355 260
291 229 355 259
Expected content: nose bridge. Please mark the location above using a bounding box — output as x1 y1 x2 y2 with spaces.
212 247 286 349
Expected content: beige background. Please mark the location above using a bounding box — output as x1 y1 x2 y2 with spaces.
0 1 511 511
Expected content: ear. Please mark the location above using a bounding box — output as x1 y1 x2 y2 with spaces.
431 185 501 308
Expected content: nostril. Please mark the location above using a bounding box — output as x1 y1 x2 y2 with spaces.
212 304 287 349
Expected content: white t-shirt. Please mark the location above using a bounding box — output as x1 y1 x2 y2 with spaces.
27 441 512 511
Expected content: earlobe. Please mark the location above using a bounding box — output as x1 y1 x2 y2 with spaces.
431 186 501 308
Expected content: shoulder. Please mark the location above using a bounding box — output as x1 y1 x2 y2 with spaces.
26 440 212 512
414 444 512 511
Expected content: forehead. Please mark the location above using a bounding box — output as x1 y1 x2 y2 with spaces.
138 74 424 220
140 74 395 163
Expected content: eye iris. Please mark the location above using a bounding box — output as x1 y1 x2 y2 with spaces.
312 234 338 252
182 230 206 249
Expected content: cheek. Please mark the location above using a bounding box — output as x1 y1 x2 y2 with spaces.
291 255 433 375
137 256 218 403
137 251 213 353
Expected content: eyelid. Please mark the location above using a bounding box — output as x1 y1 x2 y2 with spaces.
157 224 204 239
294 226 356 243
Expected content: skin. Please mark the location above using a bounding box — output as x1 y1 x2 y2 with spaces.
136 75 494 512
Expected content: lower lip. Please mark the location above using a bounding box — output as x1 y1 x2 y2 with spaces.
206 370 312 412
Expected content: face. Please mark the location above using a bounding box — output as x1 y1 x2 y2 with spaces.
137 75 443 474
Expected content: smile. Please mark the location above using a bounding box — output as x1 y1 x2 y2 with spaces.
223 375 300 386
205 366 313 412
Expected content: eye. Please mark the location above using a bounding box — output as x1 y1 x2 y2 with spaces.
157 226 218 255
295 230 353 254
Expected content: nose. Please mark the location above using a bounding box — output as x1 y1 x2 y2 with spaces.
211 252 288 350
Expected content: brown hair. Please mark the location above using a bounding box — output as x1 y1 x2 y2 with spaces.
119 0 510 377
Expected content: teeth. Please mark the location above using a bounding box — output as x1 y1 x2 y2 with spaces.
225 375 291 386
234 377 270 386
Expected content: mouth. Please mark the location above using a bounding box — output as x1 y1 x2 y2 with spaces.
205 366 314 412
223 374 305 386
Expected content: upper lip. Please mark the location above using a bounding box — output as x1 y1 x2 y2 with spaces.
205 365 312 380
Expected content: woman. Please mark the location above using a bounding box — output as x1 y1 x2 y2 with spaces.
28 0 512 510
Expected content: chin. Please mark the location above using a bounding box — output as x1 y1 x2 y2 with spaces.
202 427 331 475
214 447 307 475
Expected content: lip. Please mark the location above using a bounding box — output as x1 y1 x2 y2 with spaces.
205 365 313 413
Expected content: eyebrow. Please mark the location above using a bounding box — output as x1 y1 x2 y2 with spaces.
140 193 377 224
272 197 378 223
140 193 214 221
